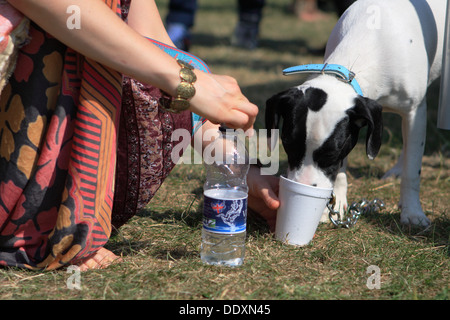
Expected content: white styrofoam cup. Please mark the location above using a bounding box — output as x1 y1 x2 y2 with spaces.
275 176 333 246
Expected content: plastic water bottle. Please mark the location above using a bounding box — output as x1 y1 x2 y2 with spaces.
201 126 249 266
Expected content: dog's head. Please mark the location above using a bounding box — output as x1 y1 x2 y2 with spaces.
266 77 383 188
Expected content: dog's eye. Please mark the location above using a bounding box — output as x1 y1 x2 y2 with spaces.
313 118 352 165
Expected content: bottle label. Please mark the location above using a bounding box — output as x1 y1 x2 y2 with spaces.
203 192 247 234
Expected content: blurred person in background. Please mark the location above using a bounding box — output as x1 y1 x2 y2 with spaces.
165 0 266 50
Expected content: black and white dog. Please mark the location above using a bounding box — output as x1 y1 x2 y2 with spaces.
266 0 445 227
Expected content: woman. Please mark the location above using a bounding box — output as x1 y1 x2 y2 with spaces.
0 0 279 270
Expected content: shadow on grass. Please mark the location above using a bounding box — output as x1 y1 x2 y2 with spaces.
152 246 199 261
135 200 277 237
357 207 449 255
105 238 150 258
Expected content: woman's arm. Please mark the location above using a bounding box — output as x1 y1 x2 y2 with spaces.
8 0 188 108
127 0 174 45
9 0 179 89
7 0 257 130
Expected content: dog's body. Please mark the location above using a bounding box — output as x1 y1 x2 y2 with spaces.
266 0 445 226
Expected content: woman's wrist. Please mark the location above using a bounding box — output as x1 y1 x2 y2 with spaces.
160 59 197 113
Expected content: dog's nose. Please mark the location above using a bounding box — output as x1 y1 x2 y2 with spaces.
312 184 318 187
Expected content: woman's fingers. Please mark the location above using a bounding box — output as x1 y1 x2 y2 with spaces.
190 72 258 131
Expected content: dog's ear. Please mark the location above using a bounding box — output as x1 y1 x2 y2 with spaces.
265 88 303 136
348 96 383 159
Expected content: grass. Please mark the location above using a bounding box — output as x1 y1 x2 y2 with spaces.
0 0 449 302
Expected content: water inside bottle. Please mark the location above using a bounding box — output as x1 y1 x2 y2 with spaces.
201 188 247 267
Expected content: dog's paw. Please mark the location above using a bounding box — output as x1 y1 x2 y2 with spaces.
400 210 430 227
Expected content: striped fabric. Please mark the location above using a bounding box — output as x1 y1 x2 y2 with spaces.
0 0 208 270
0 0 123 269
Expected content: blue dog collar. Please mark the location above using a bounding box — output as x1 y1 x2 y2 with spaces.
283 63 364 97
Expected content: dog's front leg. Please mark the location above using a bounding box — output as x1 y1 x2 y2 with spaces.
321 158 348 223
399 100 430 226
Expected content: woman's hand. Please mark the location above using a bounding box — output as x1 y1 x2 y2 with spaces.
247 165 280 232
189 72 258 131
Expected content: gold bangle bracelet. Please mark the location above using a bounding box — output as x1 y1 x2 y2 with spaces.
160 59 197 113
